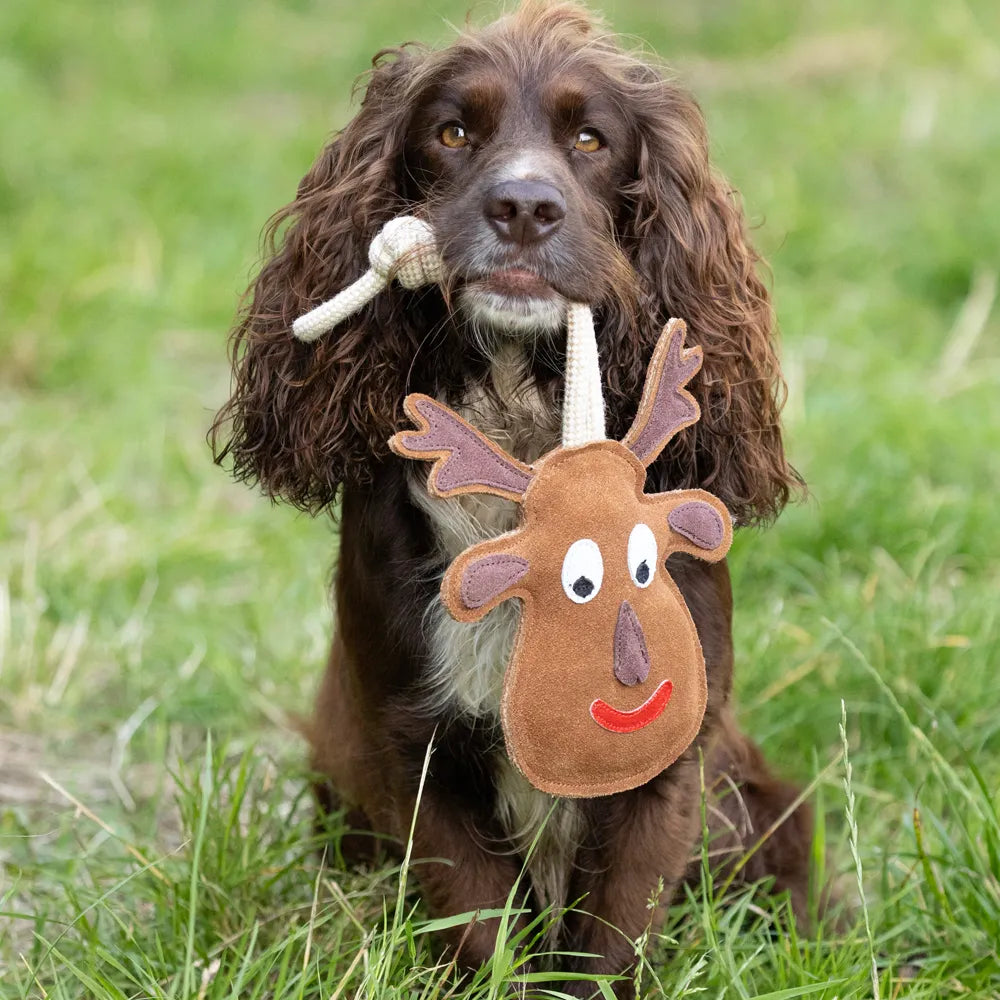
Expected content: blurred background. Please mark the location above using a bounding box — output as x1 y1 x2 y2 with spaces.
1 0 998 996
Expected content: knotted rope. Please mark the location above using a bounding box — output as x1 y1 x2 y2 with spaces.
292 217 443 342
292 215 606 448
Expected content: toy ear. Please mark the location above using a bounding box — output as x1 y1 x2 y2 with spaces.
653 489 733 562
441 535 530 622
668 500 726 550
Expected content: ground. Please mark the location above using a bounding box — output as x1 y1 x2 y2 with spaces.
1 0 999 996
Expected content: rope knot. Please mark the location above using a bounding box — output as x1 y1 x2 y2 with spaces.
368 216 443 288
292 215 443 341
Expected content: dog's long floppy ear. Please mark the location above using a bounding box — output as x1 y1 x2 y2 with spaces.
211 47 428 513
614 66 803 527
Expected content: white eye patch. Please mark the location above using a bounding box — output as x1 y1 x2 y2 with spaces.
627 522 657 588
561 538 603 604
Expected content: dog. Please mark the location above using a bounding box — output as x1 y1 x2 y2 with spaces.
212 1 813 992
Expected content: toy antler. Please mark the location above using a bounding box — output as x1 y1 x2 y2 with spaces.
622 319 703 467
389 395 534 502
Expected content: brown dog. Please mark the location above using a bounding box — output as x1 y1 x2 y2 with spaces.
213 2 813 992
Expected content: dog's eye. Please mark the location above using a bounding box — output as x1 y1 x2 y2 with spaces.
574 129 603 153
561 538 603 604
440 123 469 149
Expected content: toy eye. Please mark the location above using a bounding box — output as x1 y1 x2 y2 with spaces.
561 538 603 604
627 523 657 588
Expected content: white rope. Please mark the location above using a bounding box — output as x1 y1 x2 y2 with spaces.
562 302 606 447
292 216 443 341
291 216 607 450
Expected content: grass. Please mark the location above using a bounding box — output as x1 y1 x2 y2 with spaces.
1 0 999 995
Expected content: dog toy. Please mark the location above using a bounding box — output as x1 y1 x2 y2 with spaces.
291 216 604 447
294 218 733 797
292 217 444 342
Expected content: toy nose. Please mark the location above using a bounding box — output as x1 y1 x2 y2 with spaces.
614 600 650 686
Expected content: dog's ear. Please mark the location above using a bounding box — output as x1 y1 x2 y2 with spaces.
211 47 427 512
613 74 802 527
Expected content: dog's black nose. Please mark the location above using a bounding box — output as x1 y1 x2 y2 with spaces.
483 180 565 245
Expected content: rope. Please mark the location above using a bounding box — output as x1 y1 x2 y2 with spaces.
292 217 443 342
562 303 606 447
290 216 605 449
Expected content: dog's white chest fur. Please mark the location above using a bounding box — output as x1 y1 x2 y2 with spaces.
408 345 581 910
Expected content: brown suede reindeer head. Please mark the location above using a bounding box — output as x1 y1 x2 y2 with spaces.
391 319 733 797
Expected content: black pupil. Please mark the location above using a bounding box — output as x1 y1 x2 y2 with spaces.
635 561 649 584
572 576 594 598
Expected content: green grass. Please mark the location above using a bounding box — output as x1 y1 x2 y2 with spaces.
2 0 999 995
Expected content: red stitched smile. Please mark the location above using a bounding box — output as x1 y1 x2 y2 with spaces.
590 680 673 734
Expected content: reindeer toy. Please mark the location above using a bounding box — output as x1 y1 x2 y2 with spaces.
294 217 733 798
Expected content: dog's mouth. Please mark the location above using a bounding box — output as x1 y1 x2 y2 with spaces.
476 268 557 299
457 269 567 334
589 680 673 734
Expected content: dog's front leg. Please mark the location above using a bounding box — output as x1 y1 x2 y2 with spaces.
404 781 533 971
559 764 701 997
